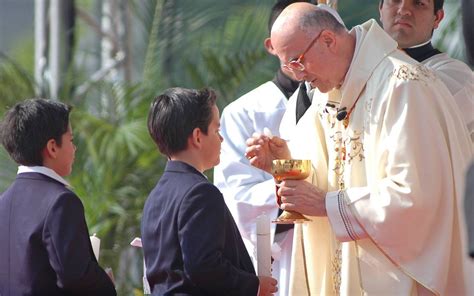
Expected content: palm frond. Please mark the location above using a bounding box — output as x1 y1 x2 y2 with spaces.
0 53 36 107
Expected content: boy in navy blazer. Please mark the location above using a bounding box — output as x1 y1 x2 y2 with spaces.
141 87 278 295
0 99 116 296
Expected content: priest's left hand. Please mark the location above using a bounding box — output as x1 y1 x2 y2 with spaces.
278 180 327 217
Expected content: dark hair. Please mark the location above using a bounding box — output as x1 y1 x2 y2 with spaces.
268 0 315 34
0 98 72 166
379 0 444 13
147 87 217 157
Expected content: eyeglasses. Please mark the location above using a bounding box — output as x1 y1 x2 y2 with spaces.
283 30 323 72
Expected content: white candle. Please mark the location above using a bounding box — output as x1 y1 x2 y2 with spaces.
90 233 101 261
256 213 271 276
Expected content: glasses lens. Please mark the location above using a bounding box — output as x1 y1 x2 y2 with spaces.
288 60 305 72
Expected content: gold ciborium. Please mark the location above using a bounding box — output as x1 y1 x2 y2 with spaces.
272 159 312 224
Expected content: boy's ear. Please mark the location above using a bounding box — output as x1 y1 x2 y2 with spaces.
189 128 202 148
42 138 58 159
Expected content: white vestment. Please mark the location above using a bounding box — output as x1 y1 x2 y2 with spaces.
288 20 473 296
422 53 474 142
214 81 293 296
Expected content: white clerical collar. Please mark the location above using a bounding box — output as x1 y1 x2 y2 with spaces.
406 39 431 49
17 166 71 187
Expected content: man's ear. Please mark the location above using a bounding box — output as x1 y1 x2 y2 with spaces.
321 30 336 50
42 139 58 159
433 9 444 30
264 38 276 55
378 1 384 11
379 2 384 22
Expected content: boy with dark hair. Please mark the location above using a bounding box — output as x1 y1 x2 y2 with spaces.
141 87 277 295
0 98 116 295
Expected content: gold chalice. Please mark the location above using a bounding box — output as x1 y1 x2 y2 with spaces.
272 159 312 224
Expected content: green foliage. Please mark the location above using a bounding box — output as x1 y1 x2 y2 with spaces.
432 0 466 63
0 55 36 192
0 53 35 108
141 0 276 108
0 148 16 191
338 0 379 28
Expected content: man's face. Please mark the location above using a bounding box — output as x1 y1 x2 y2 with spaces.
273 30 342 93
379 0 444 48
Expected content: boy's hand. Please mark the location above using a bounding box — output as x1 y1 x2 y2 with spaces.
257 276 278 296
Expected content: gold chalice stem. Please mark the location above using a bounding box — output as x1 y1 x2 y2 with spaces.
272 159 312 224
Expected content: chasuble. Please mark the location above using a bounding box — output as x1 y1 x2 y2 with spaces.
286 20 473 296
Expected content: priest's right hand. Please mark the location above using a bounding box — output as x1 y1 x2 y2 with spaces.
245 133 290 173
257 276 278 296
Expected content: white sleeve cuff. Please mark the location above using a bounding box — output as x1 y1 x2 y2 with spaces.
326 190 367 242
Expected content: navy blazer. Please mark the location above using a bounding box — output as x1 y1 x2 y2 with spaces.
0 172 116 296
141 161 259 295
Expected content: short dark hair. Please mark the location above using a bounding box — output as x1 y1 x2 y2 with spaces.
147 87 217 157
379 0 444 13
268 0 314 34
0 98 72 166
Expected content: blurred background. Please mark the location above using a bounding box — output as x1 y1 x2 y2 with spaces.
0 0 468 294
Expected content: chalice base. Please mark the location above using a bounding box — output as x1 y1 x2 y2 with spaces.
272 210 311 224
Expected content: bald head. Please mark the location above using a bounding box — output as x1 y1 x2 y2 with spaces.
270 3 353 93
271 3 346 42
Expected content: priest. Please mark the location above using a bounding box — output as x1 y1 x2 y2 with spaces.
246 3 473 295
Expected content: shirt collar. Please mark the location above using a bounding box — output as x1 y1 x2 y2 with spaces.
17 166 71 187
402 40 440 63
406 39 431 49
